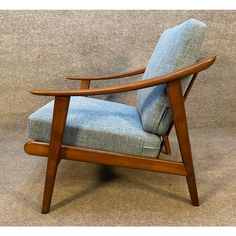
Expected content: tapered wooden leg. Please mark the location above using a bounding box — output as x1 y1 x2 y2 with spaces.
167 80 199 206
162 135 171 155
186 172 199 206
42 158 59 213
41 96 70 214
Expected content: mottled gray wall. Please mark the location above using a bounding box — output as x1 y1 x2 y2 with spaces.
0 10 235 132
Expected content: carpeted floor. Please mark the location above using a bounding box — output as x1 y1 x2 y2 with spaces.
0 127 235 226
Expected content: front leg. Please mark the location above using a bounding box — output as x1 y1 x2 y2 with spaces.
42 96 70 214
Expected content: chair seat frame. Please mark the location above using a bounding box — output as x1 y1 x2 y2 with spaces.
24 55 216 213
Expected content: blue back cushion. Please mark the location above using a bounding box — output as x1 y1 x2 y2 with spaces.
136 18 206 135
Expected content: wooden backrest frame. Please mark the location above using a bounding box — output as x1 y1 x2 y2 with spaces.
161 73 198 155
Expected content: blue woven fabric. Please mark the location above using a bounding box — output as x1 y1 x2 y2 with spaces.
27 97 161 158
136 19 206 135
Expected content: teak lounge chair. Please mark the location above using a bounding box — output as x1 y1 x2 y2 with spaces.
24 19 216 213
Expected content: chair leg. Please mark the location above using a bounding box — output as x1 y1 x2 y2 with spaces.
42 157 59 214
42 157 61 213
41 96 70 214
186 172 199 206
167 80 199 206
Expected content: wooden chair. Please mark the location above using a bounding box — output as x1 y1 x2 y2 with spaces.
24 19 216 213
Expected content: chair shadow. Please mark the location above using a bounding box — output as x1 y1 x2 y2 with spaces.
50 181 108 212
127 174 228 206
48 172 228 211
7 173 225 214
9 159 226 213
123 176 190 205
51 174 190 212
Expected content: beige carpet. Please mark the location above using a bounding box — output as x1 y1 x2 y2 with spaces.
0 127 235 226
0 10 236 225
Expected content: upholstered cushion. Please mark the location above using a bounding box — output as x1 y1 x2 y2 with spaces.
136 18 206 135
27 97 162 158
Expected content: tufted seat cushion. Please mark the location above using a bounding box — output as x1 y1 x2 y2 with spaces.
27 97 162 158
136 18 206 135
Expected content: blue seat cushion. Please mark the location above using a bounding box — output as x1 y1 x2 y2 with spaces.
136 18 206 135
27 97 162 158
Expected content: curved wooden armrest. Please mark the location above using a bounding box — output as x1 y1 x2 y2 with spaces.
31 55 216 96
67 68 146 80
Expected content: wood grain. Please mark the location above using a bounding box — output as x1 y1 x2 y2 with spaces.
167 80 199 206
41 96 70 214
24 141 187 176
161 73 198 154
67 68 145 80
80 80 90 89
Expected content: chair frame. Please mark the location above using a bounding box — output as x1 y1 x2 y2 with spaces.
24 55 216 213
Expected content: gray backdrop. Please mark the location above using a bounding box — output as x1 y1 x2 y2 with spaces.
0 10 235 133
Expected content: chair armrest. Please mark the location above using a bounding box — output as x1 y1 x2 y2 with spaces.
67 68 146 80
30 55 216 97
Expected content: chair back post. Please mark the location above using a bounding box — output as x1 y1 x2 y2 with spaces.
167 79 199 206
161 73 199 155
